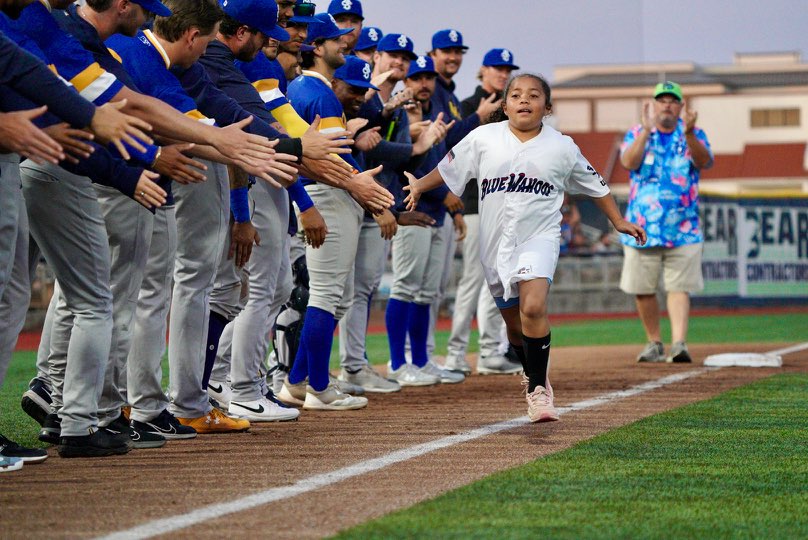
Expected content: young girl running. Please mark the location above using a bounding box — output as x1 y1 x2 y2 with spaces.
404 74 646 422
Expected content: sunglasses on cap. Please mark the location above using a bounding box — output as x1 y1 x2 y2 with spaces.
295 1 316 17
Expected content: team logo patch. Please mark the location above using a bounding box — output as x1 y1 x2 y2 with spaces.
448 29 458 42
416 56 427 68
368 28 379 41
517 266 533 276
362 63 371 80
397 35 408 48
341 0 352 10
501 49 511 62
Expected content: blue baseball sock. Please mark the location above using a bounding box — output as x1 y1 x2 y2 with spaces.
202 311 229 390
385 298 410 370
301 306 335 392
408 302 431 367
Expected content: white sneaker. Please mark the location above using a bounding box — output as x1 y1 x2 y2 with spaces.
329 373 365 395
303 384 368 411
0 456 23 473
442 354 472 375
523 377 559 423
340 365 401 393
477 355 523 375
207 380 233 409
278 377 307 406
228 396 300 422
423 360 465 384
387 363 440 387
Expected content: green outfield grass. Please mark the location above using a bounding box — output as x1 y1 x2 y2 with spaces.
333 373 808 539
2 311 806 450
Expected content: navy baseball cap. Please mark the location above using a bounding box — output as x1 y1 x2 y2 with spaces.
406 55 437 78
306 13 353 43
289 0 317 24
327 0 363 20
355 26 382 51
219 0 290 41
334 55 378 89
482 48 519 70
132 0 171 17
377 33 416 60
431 28 468 51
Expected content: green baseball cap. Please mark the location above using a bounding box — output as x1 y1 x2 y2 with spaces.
654 81 683 101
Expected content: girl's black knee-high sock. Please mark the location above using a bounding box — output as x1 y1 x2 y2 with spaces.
509 343 527 372
522 332 551 393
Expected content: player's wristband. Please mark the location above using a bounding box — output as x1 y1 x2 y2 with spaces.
230 187 250 223
287 180 314 212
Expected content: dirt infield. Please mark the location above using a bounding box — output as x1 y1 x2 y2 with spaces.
1 342 805 539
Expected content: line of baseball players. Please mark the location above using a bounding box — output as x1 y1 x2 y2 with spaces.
0 0 527 472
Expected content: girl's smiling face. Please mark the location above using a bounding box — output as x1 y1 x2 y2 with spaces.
503 75 552 134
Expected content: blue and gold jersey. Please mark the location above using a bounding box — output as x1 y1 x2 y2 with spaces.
106 30 214 125
0 1 122 106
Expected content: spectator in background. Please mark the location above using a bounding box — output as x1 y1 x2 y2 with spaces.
559 194 587 255
618 81 713 364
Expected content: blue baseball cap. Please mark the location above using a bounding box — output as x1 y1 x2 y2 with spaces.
355 26 382 51
305 12 353 43
334 55 378 90
482 48 519 70
133 0 171 17
431 28 468 51
219 0 290 42
377 33 416 60
289 0 317 24
406 55 437 78
327 0 363 20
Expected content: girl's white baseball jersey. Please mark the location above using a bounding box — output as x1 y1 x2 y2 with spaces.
438 121 610 301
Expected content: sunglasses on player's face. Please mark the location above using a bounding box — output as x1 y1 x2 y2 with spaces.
294 1 316 17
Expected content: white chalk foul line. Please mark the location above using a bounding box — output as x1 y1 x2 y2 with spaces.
98 367 712 540
767 341 808 357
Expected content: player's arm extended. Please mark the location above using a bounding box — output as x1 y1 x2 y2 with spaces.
402 167 447 211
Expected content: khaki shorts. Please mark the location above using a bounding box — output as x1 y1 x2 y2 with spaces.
620 243 704 295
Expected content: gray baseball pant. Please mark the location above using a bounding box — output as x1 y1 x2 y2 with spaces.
220 181 292 402
21 161 112 437
446 213 506 360
391 224 447 305
168 161 229 419
339 220 387 371
0 154 21 387
305 184 363 320
425 218 455 358
127 206 177 424
95 185 154 425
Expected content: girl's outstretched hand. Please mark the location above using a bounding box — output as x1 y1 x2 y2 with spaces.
402 171 422 211
615 219 647 245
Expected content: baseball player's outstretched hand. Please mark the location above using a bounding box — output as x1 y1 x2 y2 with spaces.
153 143 208 184
299 206 328 248
91 99 153 161
216 116 279 168
396 210 435 228
133 169 166 210
238 139 299 188
614 218 647 246
302 116 355 160
42 122 94 165
373 209 398 240
299 156 353 185
354 127 382 152
349 165 394 215
228 220 261 267
476 93 503 125
0 107 65 164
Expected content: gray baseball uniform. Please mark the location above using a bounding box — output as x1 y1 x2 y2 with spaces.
338 221 387 371
126 206 177 424
0 154 21 386
391 224 448 305
20 160 112 437
168 160 230 419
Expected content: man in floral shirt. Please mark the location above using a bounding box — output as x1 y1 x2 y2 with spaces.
619 81 713 363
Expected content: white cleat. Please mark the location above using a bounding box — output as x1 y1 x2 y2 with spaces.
228 396 300 422
303 384 368 411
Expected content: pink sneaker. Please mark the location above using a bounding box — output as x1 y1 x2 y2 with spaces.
523 376 559 423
